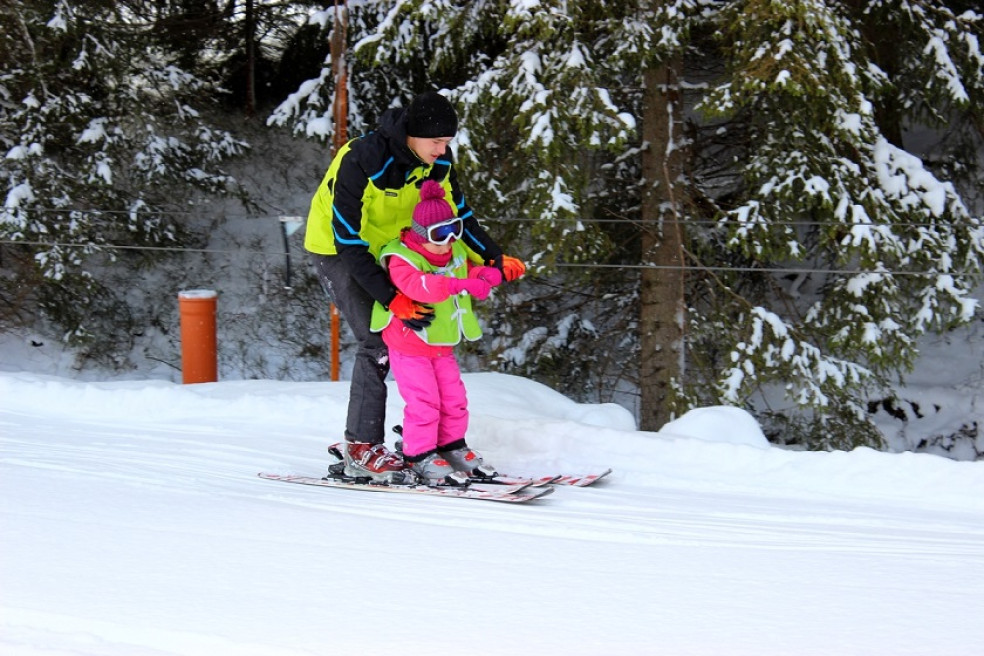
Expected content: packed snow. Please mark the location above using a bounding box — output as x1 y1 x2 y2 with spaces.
2 369 983 655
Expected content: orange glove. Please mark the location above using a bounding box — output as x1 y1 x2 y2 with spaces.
501 255 526 282
388 292 432 321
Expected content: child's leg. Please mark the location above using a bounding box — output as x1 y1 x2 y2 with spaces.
389 349 440 458
432 354 469 449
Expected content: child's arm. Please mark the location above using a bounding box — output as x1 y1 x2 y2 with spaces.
387 257 456 304
388 258 497 302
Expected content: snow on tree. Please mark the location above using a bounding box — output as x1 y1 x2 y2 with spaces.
268 1 984 450
267 2 436 144
689 0 984 448
0 1 247 345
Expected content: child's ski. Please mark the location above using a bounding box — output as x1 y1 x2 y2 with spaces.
551 468 613 486
472 468 613 488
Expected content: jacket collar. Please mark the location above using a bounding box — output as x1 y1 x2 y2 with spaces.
379 107 424 168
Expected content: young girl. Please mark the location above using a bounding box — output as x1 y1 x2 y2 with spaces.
370 180 503 485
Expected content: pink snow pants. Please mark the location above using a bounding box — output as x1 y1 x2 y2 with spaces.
389 349 469 458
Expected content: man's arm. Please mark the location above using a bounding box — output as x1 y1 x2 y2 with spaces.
331 154 399 305
445 156 504 266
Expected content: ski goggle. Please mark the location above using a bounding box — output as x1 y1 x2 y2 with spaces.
423 218 463 245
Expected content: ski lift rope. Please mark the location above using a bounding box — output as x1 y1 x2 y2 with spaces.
6 207 983 230
0 238 979 278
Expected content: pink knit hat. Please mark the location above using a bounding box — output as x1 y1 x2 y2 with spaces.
407 180 458 245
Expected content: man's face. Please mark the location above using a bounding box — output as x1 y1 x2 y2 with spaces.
406 136 453 165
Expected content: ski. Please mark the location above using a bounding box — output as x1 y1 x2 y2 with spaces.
552 468 613 487
473 468 613 488
327 438 610 489
467 474 561 487
258 473 553 503
383 429 611 488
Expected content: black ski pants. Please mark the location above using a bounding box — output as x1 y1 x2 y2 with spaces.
312 254 390 445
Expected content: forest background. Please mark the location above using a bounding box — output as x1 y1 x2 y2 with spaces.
1 1 982 457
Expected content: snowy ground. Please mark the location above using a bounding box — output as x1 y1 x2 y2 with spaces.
2 119 982 653
2 370 983 655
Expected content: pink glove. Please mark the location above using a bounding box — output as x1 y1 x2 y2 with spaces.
447 277 492 300
468 265 503 287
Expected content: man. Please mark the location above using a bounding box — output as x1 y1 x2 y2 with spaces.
305 91 525 483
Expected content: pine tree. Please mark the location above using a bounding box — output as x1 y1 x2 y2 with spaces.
274 0 983 450
267 2 435 143
689 0 984 448
0 1 247 345
338 0 650 404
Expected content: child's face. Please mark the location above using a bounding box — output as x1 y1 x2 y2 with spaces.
422 240 452 255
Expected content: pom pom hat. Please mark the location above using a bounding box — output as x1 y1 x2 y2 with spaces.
407 180 461 246
406 92 459 138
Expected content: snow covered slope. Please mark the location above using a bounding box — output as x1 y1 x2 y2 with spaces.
2 371 983 655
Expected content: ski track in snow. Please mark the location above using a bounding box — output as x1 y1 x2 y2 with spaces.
5 410 982 559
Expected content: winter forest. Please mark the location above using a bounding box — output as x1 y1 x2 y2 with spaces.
2 1 982 457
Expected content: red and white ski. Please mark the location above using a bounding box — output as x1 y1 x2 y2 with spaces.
258 472 554 503
474 468 613 488
552 468 613 486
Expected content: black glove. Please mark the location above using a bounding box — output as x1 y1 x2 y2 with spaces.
400 305 435 331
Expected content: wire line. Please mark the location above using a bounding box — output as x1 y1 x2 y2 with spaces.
3 239 978 277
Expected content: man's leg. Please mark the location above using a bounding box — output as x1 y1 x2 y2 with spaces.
312 254 389 444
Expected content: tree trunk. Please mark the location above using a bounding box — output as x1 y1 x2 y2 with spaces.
331 1 348 151
638 60 687 431
244 0 256 118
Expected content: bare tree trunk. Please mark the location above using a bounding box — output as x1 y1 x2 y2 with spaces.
638 60 687 431
331 1 348 151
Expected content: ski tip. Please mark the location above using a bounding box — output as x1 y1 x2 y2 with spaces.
497 486 554 502
576 467 613 486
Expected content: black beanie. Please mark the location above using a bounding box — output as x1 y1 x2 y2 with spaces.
405 91 458 138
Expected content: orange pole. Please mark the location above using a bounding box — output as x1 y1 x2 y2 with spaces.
178 289 218 384
330 303 340 381
329 0 348 382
